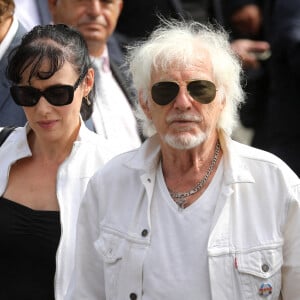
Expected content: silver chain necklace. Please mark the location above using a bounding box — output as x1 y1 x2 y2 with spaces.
169 140 221 209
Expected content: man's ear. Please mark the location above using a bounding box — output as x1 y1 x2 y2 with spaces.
139 92 152 120
84 68 95 96
117 0 124 16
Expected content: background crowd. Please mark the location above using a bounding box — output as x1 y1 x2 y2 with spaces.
0 0 299 299
2 0 299 176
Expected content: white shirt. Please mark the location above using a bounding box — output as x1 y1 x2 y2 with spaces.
0 17 18 60
91 52 141 154
142 159 224 299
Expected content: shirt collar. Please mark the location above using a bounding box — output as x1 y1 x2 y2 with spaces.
91 46 110 73
101 46 110 73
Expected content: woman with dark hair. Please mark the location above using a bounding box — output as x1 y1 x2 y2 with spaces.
0 24 112 300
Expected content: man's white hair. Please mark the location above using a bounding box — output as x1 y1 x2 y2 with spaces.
126 19 245 137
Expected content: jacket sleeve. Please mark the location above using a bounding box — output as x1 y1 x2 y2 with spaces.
66 174 106 300
281 184 300 299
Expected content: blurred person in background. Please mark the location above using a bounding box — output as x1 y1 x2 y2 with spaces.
0 0 27 126
262 0 300 176
225 1 270 148
228 0 300 177
48 0 143 154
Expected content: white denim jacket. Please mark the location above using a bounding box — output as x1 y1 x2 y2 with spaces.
70 131 300 300
0 123 113 300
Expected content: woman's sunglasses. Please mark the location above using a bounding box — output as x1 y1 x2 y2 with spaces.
10 74 83 107
151 80 217 106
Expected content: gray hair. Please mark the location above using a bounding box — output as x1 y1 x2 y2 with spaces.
126 19 245 137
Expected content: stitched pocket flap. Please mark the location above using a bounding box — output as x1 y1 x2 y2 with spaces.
94 231 126 264
236 247 283 278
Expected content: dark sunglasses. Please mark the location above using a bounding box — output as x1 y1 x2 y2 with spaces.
151 80 217 106
10 74 84 107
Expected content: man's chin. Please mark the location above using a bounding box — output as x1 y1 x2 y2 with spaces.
83 31 104 40
164 133 207 150
78 26 105 40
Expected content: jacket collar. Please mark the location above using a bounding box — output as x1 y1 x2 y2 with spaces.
3 123 33 159
218 130 255 185
123 134 161 174
124 131 255 185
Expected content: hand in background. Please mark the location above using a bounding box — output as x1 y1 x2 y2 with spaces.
231 39 270 69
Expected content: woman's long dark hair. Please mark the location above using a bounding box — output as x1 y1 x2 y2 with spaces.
7 24 94 120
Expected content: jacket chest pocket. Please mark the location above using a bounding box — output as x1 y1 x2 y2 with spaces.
94 230 147 300
236 247 283 300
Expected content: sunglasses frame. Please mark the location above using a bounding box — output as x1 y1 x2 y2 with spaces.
10 73 84 107
151 79 217 106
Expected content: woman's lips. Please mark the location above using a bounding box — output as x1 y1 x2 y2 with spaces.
37 120 58 129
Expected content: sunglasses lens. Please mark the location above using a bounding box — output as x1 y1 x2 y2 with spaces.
188 80 216 104
45 86 74 106
10 86 40 106
151 82 179 105
10 84 75 107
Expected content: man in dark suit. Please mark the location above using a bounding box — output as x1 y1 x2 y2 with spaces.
226 0 300 176
262 0 300 175
48 0 142 153
0 0 27 127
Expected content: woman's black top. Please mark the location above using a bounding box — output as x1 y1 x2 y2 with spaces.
0 196 61 300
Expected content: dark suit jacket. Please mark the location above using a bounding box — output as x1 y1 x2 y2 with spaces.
110 60 136 108
261 0 300 174
223 0 300 175
0 21 27 127
115 0 185 43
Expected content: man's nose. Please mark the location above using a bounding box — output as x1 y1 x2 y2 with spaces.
87 0 102 15
173 87 193 110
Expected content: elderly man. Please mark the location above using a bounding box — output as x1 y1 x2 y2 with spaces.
68 20 300 299
48 0 141 154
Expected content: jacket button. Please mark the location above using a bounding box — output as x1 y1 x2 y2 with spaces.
262 264 269 272
141 229 148 237
129 292 137 299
